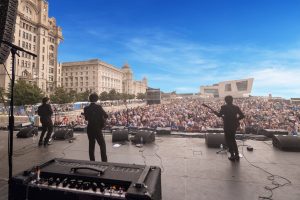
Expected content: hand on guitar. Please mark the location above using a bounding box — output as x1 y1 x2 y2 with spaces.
202 103 219 116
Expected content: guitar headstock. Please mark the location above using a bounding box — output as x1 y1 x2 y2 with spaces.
202 103 209 108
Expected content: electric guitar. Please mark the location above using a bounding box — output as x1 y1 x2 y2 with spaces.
202 103 218 115
202 103 241 129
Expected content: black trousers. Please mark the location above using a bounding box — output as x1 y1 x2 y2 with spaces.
87 127 107 162
40 123 53 144
224 129 239 156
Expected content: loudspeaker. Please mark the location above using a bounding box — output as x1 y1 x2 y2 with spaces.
52 128 73 140
206 128 223 133
156 127 171 135
0 0 18 64
261 129 288 138
272 135 300 152
132 131 155 144
16 127 38 138
205 133 226 148
73 124 87 132
128 126 139 135
112 129 129 143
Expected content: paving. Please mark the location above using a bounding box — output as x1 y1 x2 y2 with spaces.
0 130 299 200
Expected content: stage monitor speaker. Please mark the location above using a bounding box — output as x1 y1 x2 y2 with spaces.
272 135 300 152
206 128 223 133
52 128 73 140
205 133 226 148
73 124 87 132
132 131 155 144
112 129 129 143
0 0 18 64
16 127 38 138
262 129 288 138
156 127 171 135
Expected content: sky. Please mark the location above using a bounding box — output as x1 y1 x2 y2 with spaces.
48 0 300 98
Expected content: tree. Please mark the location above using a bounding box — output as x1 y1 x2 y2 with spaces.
76 90 90 102
136 93 146 100
8 80 44 105
68 89 77 102
100 91 109 101
50 87 72 104
108 89 118 100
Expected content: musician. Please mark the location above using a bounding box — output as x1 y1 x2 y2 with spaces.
37 97 53 147
214 96 245 161
83 93 108 162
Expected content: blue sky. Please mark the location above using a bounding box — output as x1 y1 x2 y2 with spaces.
49 0 300 98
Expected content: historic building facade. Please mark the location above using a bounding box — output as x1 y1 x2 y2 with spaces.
0 0 63 93
200 78 254 98
61 59 148 95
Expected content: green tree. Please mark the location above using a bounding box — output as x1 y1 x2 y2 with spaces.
100 91 109 101
76 90 91 102
68 90 77 102
136 93 146 100
8 80 44 105
50 87 72 104
108 89 118 100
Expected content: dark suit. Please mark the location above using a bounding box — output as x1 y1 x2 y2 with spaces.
84 103 108 162
37 103 53 145
216 104 245 156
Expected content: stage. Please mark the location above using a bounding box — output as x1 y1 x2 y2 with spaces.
0 130 299 200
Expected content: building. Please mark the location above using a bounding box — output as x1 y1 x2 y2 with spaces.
61 59 148 95
0 0 63 93
200 78 254 98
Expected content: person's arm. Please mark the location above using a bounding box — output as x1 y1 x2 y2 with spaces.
100 106 108 119
237 107 245 120
48 104 53 116
83 107 89 121
215 106 224 118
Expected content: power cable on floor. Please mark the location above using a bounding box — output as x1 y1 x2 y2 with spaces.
240 139 292 200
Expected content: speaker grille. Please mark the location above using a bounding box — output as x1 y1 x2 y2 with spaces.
0 0 18 64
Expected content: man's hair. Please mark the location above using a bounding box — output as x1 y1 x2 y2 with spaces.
224 95 233 105
42 97 49 104
89 93 99 102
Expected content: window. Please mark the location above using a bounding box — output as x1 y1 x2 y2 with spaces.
236 81 248 91
225 84 232 92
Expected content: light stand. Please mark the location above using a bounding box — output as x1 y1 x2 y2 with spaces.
1 40 37 180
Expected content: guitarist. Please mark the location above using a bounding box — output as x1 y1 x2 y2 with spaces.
209 96 245 161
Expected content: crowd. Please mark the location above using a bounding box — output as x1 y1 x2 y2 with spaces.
106 97 300 134
1 97 299 134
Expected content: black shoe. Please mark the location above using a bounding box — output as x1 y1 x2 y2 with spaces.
44 141 48 147
38 141 43 146
235 155 240 161
228 156 235 161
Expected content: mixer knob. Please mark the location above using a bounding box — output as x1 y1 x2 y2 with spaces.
55 178 61 186
99 182 105 192
69 179 76 188
91 182 98 192
76 180 83 190
62 178 68 187
48 177 54 186
82 182 90 190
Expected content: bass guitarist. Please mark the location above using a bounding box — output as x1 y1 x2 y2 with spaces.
203 95 245 161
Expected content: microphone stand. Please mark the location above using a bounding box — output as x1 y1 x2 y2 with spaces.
1 40 37 180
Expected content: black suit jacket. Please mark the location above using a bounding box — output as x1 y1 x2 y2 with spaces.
84 103 108 129
38 103 53 125
216 104 245 131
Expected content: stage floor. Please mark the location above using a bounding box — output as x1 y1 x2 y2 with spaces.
0 131 299 200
